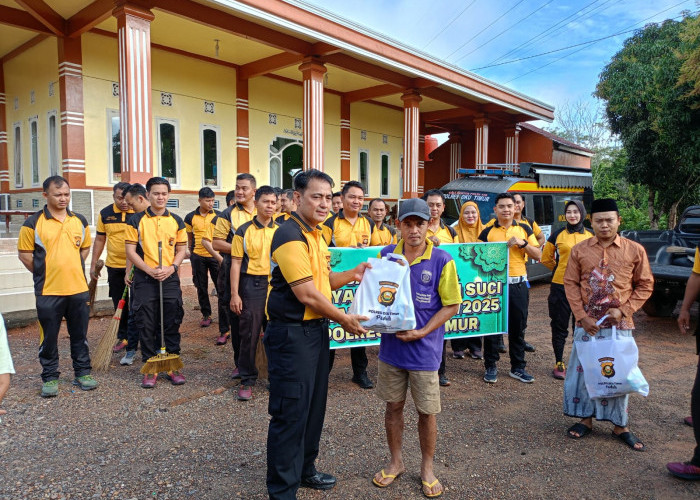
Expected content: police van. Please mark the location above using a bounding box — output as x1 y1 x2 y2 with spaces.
440 163 593 281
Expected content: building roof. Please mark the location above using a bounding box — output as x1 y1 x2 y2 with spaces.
518 122 595 155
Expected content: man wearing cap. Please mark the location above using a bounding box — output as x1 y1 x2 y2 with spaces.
372 198 461 498
563 198 653 451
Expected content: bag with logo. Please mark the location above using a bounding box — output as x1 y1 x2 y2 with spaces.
574 325 649 399
348 253 416 333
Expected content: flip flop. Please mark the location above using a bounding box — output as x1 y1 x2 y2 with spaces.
613 430 646 452
372 469 403 488
421 478 443 498
567 422 592 439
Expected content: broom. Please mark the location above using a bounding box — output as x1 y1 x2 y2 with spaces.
93 266 135 373
141 242 183 375
88 259 105 317
255 331 268 380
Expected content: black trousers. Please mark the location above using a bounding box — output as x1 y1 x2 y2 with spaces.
217 255 240 365
191 254 228 335
36 292 91 382
549 283 575 363
238 274 268 386
484 281 528 371
265 319 330 500
439 340 447 376
131 272 184 363
328 346 368 378
106 266 129 340
125 285 139 352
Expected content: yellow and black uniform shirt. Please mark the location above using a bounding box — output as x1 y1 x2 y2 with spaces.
184 208 220 257
209 203 256 255
96 203 134 269
275 212 292 224
322 210 379 247
232 218 279 276
694 247 700 274
478 221 539 277
267 212 332 322
125 207 187 269
486 216 542 240
541 226 594 284
18 206 92 296
427 220 458 244
374 223 398 246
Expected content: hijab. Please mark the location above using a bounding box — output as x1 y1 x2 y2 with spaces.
565 200 586 233
457 201 484 243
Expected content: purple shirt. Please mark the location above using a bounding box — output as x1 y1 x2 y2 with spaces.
378 241 457 371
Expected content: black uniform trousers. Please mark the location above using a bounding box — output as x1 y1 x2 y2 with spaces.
36 292 91 382
238 274 268 386
265 319 330 500
131 271 184 363
106 266 129 340
217 254 240 366
484 281 528 371
125 285 140 352
191 253 228 335
328 347 368 378
548 283 575 363
690 326 700 466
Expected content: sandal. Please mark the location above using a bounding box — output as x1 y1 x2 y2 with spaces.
612 430 645 451
567 422 592 439
372 469 404 488
421 478 443 498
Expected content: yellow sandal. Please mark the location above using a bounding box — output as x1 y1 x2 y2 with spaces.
422 478 443 498
372 469 403 488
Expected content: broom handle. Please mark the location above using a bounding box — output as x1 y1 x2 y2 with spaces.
158 242 165 354
118 266 136 303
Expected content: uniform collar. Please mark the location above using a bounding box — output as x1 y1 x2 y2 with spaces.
338 209 363 221
252 217 276 229
195 206 214 216
43 205 74 220
290 211 321 233
234 202 255 214
146 206 170 218
494 219 520 229
394 238 434 265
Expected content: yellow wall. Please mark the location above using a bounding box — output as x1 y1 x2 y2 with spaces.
4 37 60 192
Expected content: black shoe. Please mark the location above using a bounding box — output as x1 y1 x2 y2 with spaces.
524 342 536 353
351 373 374 389
301 472 337 490
439 374 451 387
497 343 507 353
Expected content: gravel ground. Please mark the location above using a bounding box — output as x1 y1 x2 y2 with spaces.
1 282 699 499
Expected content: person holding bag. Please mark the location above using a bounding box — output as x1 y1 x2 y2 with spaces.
562 198 653 451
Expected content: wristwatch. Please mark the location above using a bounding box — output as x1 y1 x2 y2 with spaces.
172 264 179 272
519 240 528 248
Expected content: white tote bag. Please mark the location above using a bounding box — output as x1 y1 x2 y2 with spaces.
348 253 416 333
575 325 649 399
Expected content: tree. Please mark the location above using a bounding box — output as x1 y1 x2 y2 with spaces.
678 10 700 104
595 17 700 228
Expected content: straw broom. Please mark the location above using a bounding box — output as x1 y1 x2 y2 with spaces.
93 266 135 373
88 259 104 317
141 242 183 375
255 331 268 380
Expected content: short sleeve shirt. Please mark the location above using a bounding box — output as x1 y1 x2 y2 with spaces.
267 212 332 322
373 223 398 246
427 220 457 244
378 239 461 371
541 227 594 284
478 221 538 277
211 203 256 254
184 208 219 257
96 203 134 269
125 208 187 269
18 206 92 296
232 218 278 276
322 210 376 247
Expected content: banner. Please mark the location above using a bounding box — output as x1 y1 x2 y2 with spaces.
329 242 509 349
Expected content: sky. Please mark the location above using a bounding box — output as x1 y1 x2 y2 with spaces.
298 0 697 128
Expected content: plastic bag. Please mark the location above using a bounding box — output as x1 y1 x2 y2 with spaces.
348 253 416 333
574 324 649 399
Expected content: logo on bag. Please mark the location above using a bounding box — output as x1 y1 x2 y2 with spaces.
377 281 398 306
421 270 432 283
598 357 615 378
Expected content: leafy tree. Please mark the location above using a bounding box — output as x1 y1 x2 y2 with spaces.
678 10 700 103
595 17 700 228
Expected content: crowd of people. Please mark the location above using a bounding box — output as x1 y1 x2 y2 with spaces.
0 170 699 498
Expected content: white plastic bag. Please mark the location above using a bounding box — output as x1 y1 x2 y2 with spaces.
574 323 649 399
348 253 416 333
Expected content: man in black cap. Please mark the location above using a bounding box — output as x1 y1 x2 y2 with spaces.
563 198 653 451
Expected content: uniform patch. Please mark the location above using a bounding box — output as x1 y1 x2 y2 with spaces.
420 269 432 283
74 235 81 247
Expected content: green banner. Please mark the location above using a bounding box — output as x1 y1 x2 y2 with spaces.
329 242 509 349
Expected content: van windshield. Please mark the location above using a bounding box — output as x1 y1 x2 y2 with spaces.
442 190 496 225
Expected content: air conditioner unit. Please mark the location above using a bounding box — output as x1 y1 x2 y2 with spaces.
0 194 9 211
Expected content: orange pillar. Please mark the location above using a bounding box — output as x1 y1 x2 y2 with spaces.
505 125 520 173
401 89 421 199
449 131 462 181
236 74 249 173
0 64 8 192
418 123 426 196
57 36 86 188
114 3 154 185
474 114 489 171
299 57 326 171
340 99 350 188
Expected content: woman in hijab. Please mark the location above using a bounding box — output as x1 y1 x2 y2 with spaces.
453 201 486 360
541 200 593 379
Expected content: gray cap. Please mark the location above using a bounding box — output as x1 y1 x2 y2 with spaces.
398 198 430 221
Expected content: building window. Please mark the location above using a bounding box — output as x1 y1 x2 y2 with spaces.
380 153 389 197
13 124 22 187
359 150 369 192
32 199 39 208
108 110 121 183
201 126 220 187
29 117 39 186
48 111 59 177
157 119 179 185
269 137 303 189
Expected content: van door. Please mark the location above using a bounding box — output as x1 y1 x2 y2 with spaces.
526 194 555 280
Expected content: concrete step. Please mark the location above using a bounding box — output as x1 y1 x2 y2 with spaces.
0 282 110 314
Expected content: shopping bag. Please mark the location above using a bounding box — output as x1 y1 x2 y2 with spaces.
574 325 649 399
348 253 416 333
